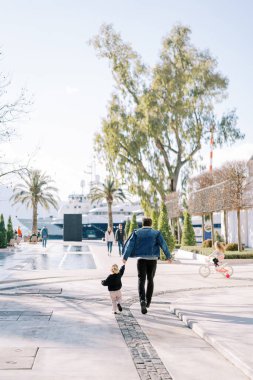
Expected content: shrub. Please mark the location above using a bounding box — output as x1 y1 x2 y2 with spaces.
7 216 14 243
125 218 131 237
151 209 159 230
225 243 238 251
202 239 212 248
158 203 175 258
128 213 138 235
181 211 196 246
214 230 224 242
0 214 7 248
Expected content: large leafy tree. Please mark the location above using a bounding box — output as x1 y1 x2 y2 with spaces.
89 178 126 228
11 170 58 234
91 24 244 203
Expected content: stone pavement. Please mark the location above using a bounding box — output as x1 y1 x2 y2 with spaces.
0 240 252 379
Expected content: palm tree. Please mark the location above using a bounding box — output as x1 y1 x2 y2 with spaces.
89 178 126 228
11 170 58 234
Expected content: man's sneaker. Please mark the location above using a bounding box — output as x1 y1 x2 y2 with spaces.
140 300 147 314
117 303 122 312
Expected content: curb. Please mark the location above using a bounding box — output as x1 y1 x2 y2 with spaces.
170 304 253 380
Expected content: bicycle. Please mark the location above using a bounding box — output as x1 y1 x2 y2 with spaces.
199 257 233 278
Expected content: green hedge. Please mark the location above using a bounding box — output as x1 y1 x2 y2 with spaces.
181 246 253 259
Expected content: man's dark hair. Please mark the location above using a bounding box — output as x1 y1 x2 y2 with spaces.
142 217 152 227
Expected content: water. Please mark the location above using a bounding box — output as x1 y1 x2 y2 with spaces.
0 245 96 270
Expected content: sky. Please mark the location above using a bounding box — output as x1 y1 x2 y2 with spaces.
0 0 253 200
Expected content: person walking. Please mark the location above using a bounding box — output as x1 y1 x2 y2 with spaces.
41 226 49 248
115 223 126 256
122 217 172 314
105 227 114 256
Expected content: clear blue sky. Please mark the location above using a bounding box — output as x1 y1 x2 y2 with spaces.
1 0 253 198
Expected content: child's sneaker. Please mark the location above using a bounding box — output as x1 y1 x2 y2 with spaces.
113 311 118 314
117 303 122 312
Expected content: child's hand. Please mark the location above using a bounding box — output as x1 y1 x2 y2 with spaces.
122 259 127 264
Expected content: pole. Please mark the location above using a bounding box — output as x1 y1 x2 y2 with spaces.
209 127 214 173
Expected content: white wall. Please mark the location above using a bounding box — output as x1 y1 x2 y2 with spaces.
225 209 253 248
247 209 253 247
227 210 237 243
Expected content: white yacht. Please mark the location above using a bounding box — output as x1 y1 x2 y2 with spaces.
51 193 144 239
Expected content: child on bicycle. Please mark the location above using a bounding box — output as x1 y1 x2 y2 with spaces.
209 241 225 267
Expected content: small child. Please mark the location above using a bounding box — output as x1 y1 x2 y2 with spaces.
209 241 225 267
101 264 125 314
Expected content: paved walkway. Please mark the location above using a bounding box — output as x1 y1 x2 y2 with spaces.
0 241 252 379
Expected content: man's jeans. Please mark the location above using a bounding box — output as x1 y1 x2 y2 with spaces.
42 237 47 247
118 240 124 255
137 259 157 304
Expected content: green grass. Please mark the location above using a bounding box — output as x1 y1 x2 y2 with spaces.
180 246 253 259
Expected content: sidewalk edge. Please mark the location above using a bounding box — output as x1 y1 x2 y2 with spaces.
170 305 253 380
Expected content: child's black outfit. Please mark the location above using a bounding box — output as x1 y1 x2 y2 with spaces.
102 265 125 313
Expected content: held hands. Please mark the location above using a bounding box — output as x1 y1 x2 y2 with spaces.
122 259 127 264
167 259 173 264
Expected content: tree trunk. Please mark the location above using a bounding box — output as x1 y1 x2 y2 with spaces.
210 212 215 246
223 210 228 244
177 217 181 244
171 218 175 235
237 209 242 251
202 214 205 244
107 202 113 229
32 202 38 234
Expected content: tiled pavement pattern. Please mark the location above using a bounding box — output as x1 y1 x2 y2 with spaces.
2 283 251 378
0 347 38 370
116 297 173 380
0 310 53 321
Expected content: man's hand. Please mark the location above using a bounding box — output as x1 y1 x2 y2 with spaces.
122 259 127 264
167 259 173 264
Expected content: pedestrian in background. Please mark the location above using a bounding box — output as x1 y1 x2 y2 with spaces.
115 223 126 256
105 226 114 256
17 226 22 245
41 225 49 248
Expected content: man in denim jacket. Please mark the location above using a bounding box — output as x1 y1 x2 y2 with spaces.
123 217 172 314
